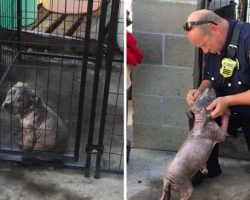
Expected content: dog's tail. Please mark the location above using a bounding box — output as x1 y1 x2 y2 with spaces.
160 178 171 200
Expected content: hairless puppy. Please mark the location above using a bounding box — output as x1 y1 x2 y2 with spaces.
2 82 67 161
160 88 230 200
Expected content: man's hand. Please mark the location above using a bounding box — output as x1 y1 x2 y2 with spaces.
206 96 230 119
186 89 202 106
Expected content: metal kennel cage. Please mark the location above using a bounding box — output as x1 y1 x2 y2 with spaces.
0 0 124 178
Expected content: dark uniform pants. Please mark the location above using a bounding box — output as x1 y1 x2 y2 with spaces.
188 112 250 170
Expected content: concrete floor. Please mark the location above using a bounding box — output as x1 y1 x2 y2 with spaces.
127 148 250 200
0 163 123 200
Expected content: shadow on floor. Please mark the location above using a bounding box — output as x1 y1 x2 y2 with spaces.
127 148 250 200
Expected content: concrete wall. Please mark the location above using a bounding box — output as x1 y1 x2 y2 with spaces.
132 0 198 151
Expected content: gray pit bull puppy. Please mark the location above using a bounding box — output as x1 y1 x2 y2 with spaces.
160 88 230 200
2 82 67 160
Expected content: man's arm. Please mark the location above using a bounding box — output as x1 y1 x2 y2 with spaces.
197 80 212 92
207 89 250 118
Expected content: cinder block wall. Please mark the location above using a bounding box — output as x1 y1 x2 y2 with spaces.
132 0 198 151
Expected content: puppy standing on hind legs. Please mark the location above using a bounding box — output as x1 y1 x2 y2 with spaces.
160 88 230 200
2 81 67 162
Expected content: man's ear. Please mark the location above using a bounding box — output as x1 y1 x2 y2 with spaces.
209 23 218 32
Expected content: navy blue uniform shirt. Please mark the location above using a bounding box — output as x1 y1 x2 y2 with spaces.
203 19 250 119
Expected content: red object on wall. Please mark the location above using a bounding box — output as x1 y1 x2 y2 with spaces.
127 32 143 66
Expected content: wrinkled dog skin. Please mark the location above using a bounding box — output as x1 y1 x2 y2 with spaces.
160 88 230 200
2 82 66 160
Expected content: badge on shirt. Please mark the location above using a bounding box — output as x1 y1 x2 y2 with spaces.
220 58 237 78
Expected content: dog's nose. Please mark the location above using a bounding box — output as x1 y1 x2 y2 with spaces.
2 102 10 110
